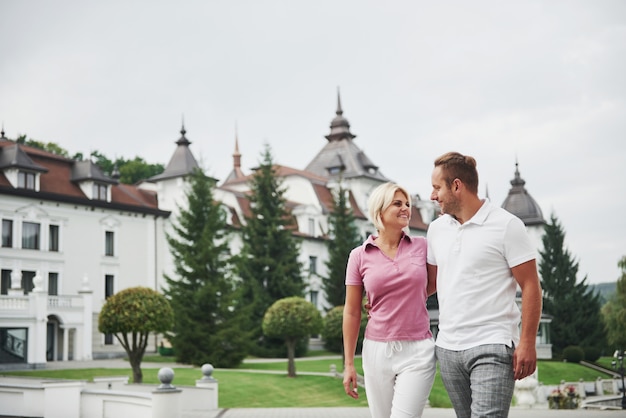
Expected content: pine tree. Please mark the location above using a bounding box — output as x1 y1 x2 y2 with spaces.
164 168 249 367
323 184 362 309
235 144 305 356
539 214 606 355
602 256 626 350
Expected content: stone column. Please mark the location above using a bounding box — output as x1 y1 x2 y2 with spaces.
152 367 182 418
78 275 93 360
30 271 48 367
195 363 219 410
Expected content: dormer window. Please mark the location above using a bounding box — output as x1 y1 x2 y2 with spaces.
18 171 36 190
0 144 47 190
71 159 117 201
93 183 108 200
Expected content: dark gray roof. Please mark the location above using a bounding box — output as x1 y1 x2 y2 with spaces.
71 160 117 184
501 162 544 226
0 144 48 172
148 126 199 182
305 92 389 182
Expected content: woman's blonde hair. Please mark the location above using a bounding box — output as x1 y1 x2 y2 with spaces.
367 182 411 231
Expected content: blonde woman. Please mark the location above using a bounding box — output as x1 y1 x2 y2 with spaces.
343 182 436 418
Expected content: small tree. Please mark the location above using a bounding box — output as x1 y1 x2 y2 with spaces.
321 304 367 365
602 256 626 349
322 306 344 353
98 287 173 383
262 297 322 377
323 184 362 309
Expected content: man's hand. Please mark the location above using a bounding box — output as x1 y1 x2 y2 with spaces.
363 300 371 319
513 341 537 380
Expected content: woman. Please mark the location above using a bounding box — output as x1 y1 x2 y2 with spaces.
342 182 436 418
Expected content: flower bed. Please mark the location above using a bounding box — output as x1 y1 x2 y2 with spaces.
548 384 581 409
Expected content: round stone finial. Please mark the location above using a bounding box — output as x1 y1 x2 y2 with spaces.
158 367 175 389
201 363 217 381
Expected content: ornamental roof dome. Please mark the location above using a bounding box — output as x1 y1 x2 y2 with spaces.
501 161 545 226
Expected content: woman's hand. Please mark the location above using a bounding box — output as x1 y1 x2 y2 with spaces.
343 364 359 399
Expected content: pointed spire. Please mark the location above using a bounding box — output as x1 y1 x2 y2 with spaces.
223 122 246 183
233 122 242 170
1 122 6 140
177 117 190 146
111 163 121 180
325 87 356 142
510 158 525 187
336 87 343 116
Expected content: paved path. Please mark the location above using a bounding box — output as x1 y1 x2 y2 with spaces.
206 407 625 418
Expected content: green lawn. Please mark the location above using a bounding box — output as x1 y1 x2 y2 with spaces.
1 356 615 409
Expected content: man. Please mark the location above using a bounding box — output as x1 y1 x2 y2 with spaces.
426 151 542 418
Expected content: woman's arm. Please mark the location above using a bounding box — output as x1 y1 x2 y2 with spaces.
342 284 363 399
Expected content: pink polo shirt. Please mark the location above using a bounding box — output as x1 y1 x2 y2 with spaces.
345 233 432 342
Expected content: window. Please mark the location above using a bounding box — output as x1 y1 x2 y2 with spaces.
21 271 35 295
309 256 317 275
0 328 28 362
1 270 11 295
18 171 35 190
105 275 114 299
93 183 107 200
49 225 59 252
104 275 114 345
105 231 114 256
22 222 40 250
48 273 58 296
2 219 12 248
308 218 315 236
310 290 319 309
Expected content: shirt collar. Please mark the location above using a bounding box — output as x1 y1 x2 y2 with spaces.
465 198 491 225
442 198 492 226
364 230 410 249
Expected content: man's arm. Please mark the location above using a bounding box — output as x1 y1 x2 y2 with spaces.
427 263 437 296
511 259 542 380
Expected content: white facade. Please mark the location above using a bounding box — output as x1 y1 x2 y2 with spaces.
0 190 169 364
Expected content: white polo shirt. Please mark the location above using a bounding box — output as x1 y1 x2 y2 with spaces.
427 199 536 350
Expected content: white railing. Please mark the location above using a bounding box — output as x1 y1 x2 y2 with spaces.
0 296 29 311
48 295 84 309
0 366 219 418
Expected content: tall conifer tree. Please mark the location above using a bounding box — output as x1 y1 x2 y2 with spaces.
601 256 626 350
164 168 249 367
323 184 362 309
539 214 606 355
236 144 305 356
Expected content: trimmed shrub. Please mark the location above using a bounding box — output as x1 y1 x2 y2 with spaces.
562 345 585 363
322 306 344 353
582 346 601 362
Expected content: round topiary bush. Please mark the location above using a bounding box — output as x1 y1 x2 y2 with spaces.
322 306 344 353
562 345 585 363
582 346 601 362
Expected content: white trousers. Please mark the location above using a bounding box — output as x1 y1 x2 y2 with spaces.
362 338 436 418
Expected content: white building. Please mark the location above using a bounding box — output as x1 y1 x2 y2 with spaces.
0 93 549 369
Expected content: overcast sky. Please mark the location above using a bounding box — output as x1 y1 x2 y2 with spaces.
1 1 625 285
